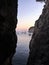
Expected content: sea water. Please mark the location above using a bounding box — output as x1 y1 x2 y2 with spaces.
12 31 31 65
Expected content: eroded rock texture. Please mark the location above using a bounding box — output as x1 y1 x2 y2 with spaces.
0 0 17 65
27 0 49 65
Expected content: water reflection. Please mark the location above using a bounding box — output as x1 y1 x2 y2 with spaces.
12 31 31 65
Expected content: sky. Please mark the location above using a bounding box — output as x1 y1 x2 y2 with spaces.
17 0 45 31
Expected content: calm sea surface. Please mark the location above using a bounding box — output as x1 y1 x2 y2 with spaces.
12 31 31 65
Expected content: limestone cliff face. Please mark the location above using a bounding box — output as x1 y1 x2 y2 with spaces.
27 0 49 65
0 0 17 65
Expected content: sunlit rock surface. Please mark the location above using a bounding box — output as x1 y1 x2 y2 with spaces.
27 0 49 65
0 0 17 65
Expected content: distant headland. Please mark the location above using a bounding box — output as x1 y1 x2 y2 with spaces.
28 26 34 33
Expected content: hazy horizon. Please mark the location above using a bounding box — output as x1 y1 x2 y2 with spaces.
17 0 45 31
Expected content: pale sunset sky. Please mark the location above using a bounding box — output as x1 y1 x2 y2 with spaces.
17 0 45 31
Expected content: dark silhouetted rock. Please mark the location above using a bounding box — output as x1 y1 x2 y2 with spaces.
28 26 34 33
0 0 18 65
36 0 45 2
27 0 49 65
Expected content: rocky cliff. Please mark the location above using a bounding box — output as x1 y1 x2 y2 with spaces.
0 0 17 65
27 0 49 65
